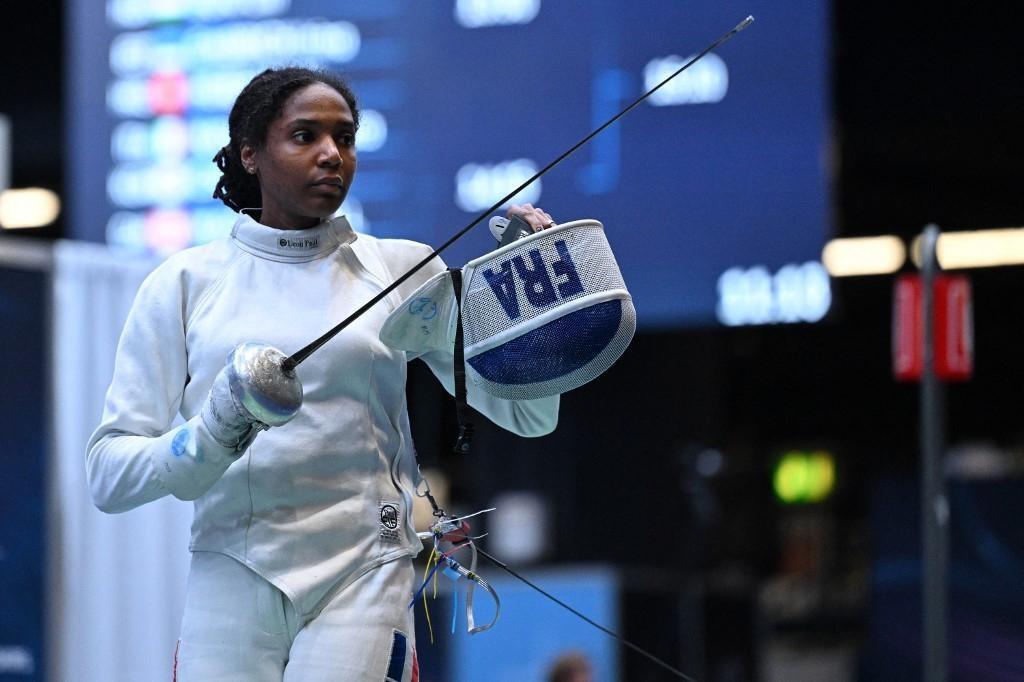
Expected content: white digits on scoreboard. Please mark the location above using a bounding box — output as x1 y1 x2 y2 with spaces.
716 262 831 326
454 0 541 28
455 159 542 212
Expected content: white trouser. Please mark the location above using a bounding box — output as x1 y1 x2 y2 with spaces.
174 551 418 681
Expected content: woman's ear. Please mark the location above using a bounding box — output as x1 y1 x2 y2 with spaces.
240 143 257 175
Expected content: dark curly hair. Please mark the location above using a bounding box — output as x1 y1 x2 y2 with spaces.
212 67 360 212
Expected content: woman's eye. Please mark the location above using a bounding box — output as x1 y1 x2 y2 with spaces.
292 131 313 143
339 133 355 147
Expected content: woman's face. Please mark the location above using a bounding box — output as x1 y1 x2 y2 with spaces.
242 82 357 230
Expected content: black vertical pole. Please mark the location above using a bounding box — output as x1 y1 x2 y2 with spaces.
920 224 948 682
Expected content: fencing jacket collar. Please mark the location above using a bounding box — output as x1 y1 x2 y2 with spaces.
231 212 356 263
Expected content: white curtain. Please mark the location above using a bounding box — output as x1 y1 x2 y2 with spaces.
49 240 192 682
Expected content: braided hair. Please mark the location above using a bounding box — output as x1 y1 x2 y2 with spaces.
212 67 360 213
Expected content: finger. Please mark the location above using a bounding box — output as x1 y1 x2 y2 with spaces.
530 208 555 230
532 209 550 231
525 212 547 232
506 203 547 231
506 203 534 217
512 206 544 232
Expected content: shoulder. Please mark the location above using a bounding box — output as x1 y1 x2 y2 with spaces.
356 233 441 273
141 238 233 288
352 233 449 304
134 237 240 313
351 233 447 292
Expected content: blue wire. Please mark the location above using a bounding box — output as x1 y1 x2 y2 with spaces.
409 558 445 608
451 586 459 634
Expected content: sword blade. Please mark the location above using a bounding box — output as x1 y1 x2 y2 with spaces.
283 15 754 370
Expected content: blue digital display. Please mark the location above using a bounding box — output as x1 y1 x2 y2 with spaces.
67 0 830 327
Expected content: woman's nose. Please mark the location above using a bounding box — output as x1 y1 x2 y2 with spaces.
318 139 342 167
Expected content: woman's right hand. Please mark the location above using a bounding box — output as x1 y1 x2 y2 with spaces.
200 343 303 452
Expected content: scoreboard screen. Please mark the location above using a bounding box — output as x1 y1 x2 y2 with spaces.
68 0 830 326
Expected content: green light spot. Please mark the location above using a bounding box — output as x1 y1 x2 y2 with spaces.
774 450 835 504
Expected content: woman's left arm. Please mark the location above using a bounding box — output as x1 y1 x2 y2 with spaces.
380 204 562 436
418 202 561 435
419 350 560 437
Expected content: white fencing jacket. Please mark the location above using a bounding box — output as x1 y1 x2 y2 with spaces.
86 213 558 620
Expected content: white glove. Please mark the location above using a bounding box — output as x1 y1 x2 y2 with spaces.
153 345 302 501
200 362 265 452
201 342 304 452
151 364 267 502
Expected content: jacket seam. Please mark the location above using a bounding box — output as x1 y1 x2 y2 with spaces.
186 249 248 330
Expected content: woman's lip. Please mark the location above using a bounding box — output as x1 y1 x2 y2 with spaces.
311 181 344 192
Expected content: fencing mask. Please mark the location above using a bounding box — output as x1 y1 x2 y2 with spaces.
380 219 635 400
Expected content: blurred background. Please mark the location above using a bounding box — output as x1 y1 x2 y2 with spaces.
1 1 1023 680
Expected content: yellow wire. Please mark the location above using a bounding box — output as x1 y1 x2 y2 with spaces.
421 548 437 643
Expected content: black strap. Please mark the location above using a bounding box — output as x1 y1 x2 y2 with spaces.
449 267 474 454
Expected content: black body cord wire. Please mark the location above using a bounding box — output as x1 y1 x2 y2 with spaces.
473 546 697 681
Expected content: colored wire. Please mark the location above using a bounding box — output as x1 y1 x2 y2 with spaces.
411 540 477 643
451 583 459 634
420 548 438 643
